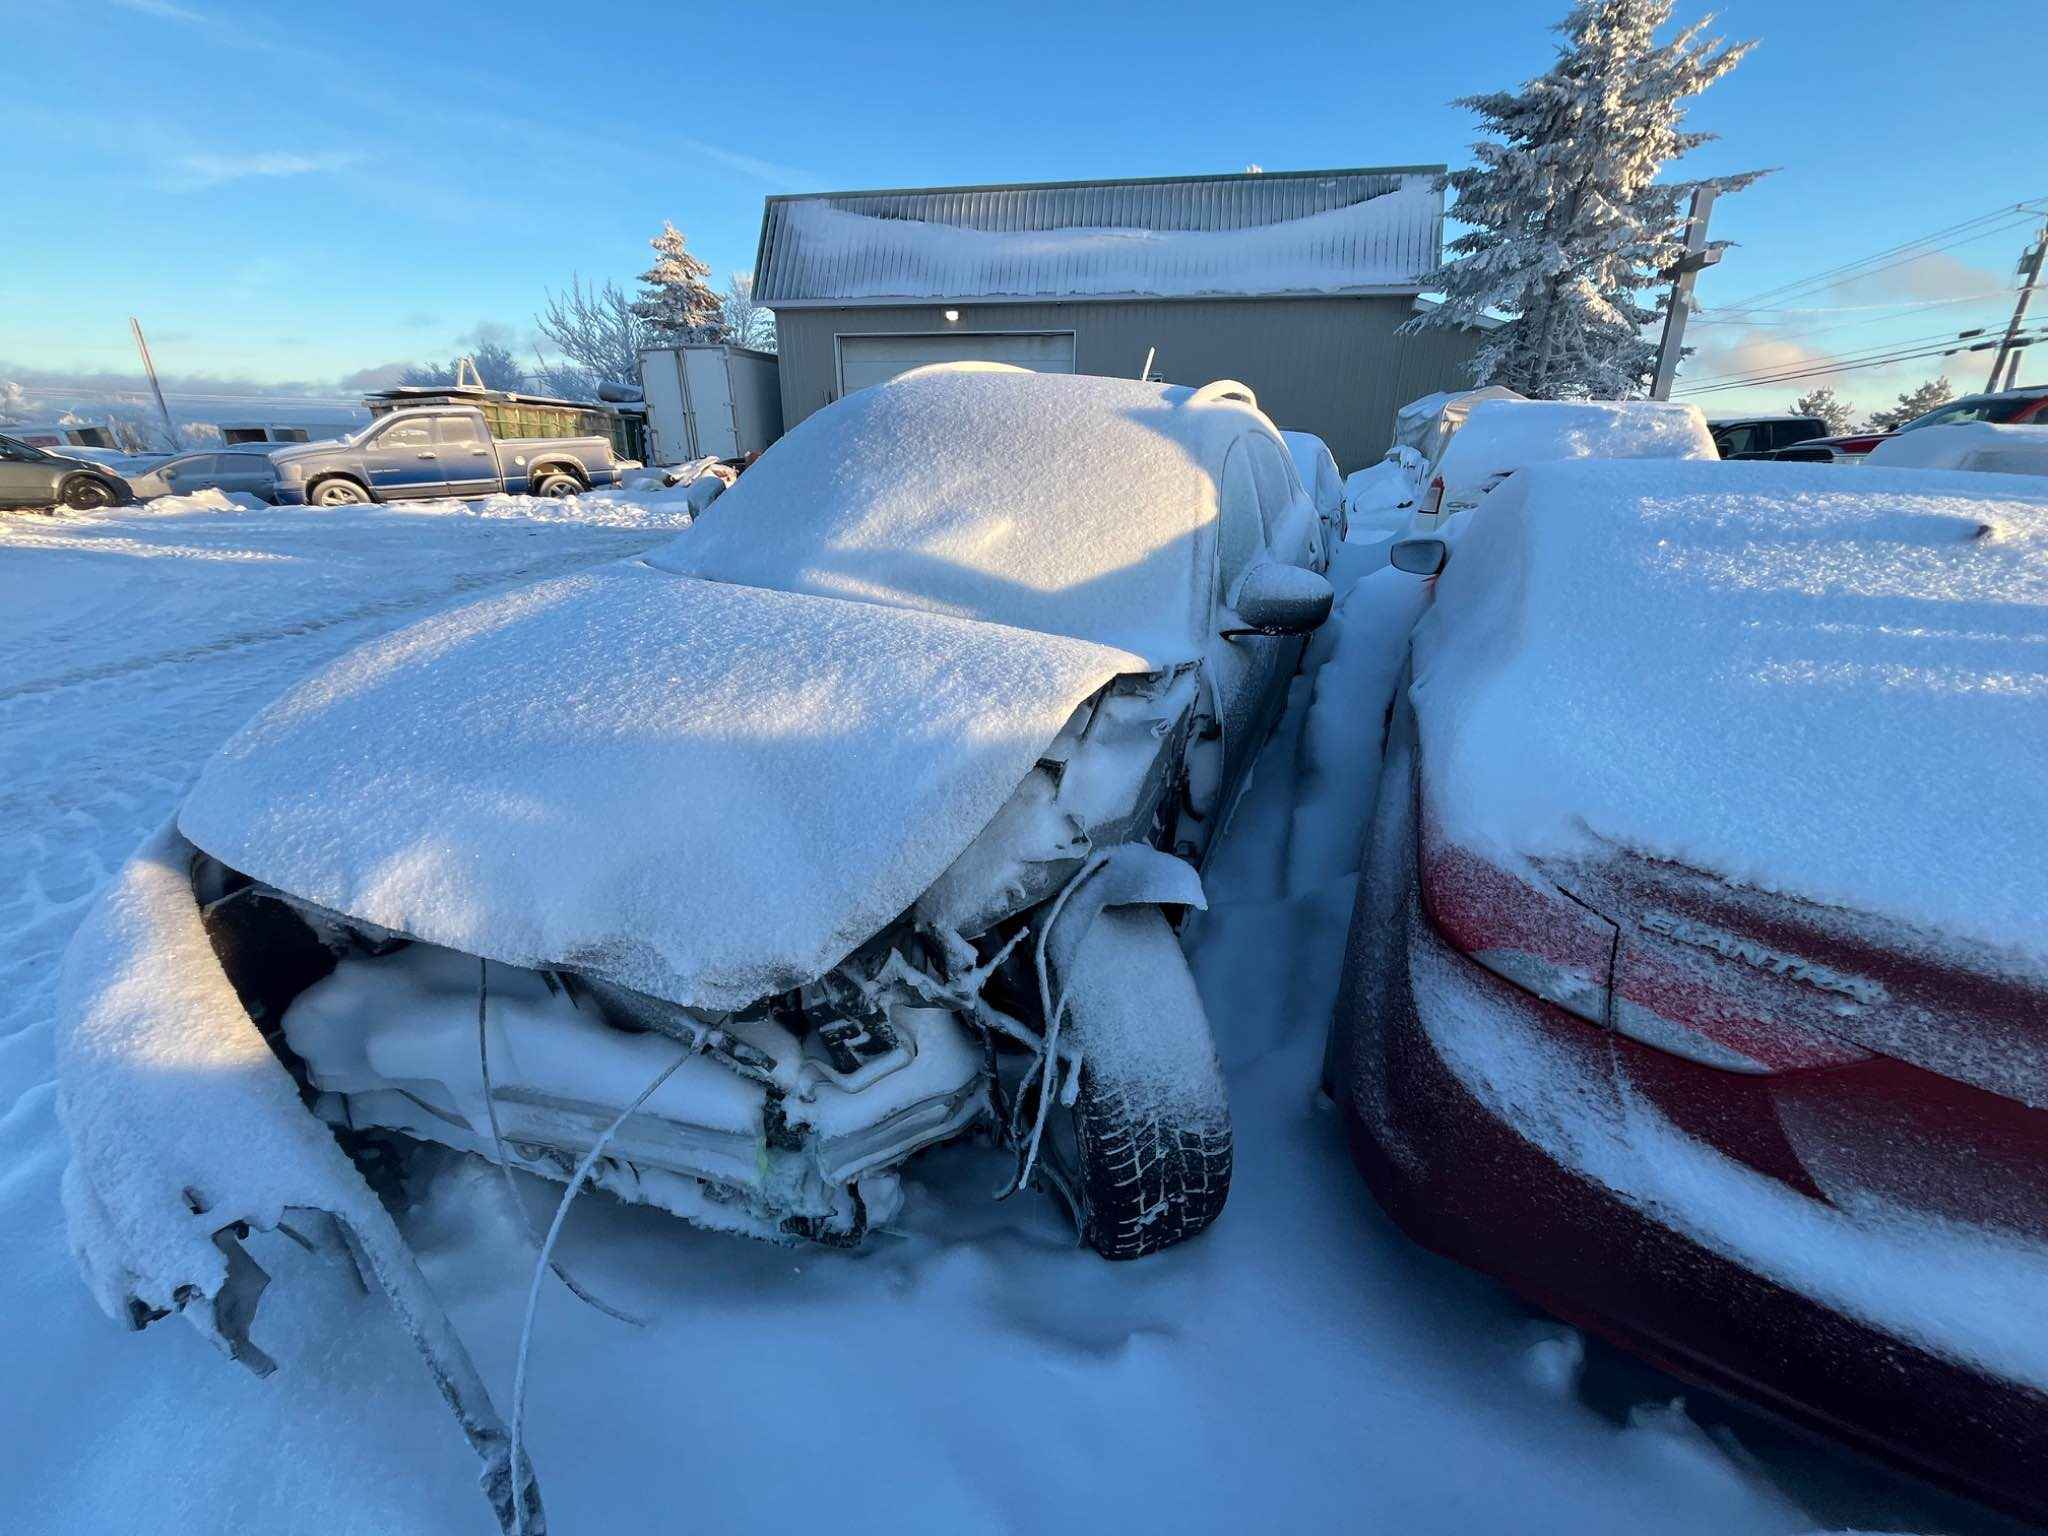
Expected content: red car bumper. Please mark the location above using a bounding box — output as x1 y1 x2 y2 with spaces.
1331 882 2048 1524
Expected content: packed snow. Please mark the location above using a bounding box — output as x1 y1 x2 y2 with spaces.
1864 421 2048 476
1412 459 2048 969
653 368 1264 665
1429 398 1717 513
1343 454 1422 540
771 177 1439 301
0 489 2015 1535
181 561 1143 1013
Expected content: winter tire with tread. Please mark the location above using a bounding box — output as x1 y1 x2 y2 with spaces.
1043 905 1233 1260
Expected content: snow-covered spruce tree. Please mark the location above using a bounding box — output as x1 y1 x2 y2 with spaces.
633 222 726 343
1791 386 1855 436
1865 375 1953 432
1405 0 1756 399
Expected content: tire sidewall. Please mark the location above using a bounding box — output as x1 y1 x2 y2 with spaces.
310 478 370 507
59 476 116 511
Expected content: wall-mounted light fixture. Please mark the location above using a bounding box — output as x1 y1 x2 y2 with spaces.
943 308 961 324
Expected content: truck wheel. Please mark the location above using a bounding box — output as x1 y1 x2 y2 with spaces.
59 475 118 511
1041 905 1233 1259
309 478 370 507
532 470 583 499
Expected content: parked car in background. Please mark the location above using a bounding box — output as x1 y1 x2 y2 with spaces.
1705 414 1826 458
1862 421 2048 476
0 432 132 511
1281 428 1348 547
1746 386 2048 464
124 448 282 503
1333 459 2048 1524
1415 398 1718 524
269 404 621 506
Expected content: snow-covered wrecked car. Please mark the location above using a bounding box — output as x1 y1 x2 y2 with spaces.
57 365 1332 1530
1332 460 2048 1522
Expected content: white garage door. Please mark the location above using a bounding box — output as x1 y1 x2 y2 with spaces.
837 332 1075 396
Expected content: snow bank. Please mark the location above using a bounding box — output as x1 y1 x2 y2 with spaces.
1864 421 2048 476
1343 456 1421 539
180 561 1143 1012
774 178 1439 301
654 368 1260 665
134 487 269 515
1431 399 1716 514
1414 459 2048 966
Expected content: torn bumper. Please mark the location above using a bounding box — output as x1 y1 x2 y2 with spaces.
55 821 544 1534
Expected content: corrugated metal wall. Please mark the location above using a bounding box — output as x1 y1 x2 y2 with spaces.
756 169 1443 305
774 297 1485 472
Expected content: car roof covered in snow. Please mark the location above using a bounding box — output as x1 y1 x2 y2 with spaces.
1429 399 1716 507
651 366 1274 665
1414 459 2048 968
1863 422 2048 476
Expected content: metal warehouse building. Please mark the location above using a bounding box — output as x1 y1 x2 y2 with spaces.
751 166 1487 471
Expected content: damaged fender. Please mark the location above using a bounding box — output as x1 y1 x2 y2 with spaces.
55 820 544 1535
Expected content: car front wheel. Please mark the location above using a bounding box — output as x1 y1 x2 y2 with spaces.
1040 905 1233 1259
309 478 371 507
59 475 118 511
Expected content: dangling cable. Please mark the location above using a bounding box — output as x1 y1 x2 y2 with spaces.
509 1042 694 1536
478 959 645 1327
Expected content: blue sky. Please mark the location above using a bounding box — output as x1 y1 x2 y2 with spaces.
8 0 2042 419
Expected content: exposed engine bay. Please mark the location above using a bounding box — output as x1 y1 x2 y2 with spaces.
196 665 1217 1247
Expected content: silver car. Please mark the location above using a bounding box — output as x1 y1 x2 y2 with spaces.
124 449 282 503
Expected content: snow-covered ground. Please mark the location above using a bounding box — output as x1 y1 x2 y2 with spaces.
0 495 2018 1534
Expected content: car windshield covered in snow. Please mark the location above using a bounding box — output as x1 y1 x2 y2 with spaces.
650 366 1255 664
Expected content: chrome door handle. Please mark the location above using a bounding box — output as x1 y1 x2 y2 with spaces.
416 452 438 459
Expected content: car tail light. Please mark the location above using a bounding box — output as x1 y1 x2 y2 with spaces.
1608 909 1872 1074
1420 815 1871 1076
1418 818 1616 1024
1419 474 1445 523
1832 434 1885 456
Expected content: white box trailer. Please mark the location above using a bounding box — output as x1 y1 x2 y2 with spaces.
637 344 783 464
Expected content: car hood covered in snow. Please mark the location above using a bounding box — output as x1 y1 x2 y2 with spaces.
1414 460 2048 971
180 560 1144 1011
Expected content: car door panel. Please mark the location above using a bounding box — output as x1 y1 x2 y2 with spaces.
363 419 447 498
434 415 498 497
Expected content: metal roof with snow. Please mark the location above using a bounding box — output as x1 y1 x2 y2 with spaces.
754 167 1445 308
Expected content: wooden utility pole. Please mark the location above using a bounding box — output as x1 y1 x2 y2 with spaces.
1988 225 2046 391
1650 188 1722 401
129 317 178 448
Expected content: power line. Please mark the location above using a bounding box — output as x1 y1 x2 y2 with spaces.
1679 323 2017 389
1702 199 2048 320
1676 332 2044 396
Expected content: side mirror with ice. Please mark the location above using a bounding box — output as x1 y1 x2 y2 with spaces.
1389 537 1449 577
1228 561 1334 637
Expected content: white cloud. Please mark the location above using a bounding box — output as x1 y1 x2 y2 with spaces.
110 0 207 20
166 151 362 190
677 137 817 190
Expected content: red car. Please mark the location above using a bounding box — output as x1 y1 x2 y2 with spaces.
1327 459 2048 1522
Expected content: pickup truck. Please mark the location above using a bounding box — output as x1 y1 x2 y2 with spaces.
270 405 620 506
